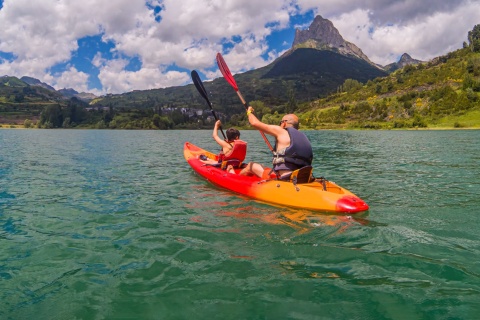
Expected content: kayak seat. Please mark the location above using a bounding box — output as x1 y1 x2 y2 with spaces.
289 166 314 184
212 159 245 170
221 159 241 170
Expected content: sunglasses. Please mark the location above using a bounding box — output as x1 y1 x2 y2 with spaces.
279 119 289 125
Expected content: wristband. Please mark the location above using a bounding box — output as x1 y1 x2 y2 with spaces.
246 110 252 115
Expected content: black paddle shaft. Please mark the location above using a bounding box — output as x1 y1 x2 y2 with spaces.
191 70 227 141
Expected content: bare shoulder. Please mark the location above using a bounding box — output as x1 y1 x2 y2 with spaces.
258 123 284 137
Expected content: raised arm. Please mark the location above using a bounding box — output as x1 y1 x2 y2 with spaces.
246 106 285 138
212 120 231 151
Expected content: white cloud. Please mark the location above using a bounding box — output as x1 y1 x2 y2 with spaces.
113 0 293 72
296 0 473 26
96 58 190 94
47 67 91 92
331 2 480 65
0 0 296 93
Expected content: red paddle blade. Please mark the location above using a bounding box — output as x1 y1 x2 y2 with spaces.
216 52 239 91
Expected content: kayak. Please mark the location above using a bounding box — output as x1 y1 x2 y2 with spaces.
184 142 369 213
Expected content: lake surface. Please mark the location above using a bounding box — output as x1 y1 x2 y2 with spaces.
1 129 479 319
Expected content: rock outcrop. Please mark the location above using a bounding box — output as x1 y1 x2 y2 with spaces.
292 15 377 67
384 53 424 72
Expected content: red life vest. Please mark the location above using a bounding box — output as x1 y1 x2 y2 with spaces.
218 140 247 162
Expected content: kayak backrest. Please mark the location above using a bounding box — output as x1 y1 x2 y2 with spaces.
290 166 314 185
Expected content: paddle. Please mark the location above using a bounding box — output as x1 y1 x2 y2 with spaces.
216 53 274 153
190 70 227 141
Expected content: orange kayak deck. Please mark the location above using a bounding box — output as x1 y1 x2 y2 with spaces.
184 142 369 213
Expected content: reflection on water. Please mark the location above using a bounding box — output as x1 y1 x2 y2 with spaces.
186 188 370 233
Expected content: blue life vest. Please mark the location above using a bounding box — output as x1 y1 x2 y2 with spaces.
272 127 313 172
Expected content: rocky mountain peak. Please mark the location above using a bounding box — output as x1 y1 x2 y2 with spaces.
384 53 423 72
399 53 413 61
397 53 423 67
293 15 344 48
291 15 378 68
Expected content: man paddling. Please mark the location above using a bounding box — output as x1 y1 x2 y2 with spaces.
239 106 313 180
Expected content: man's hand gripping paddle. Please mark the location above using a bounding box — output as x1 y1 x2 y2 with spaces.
216 53 274 153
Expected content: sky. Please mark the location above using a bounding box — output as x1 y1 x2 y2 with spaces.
0 0 479 95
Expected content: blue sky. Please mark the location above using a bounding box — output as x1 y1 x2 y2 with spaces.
0 0 479 95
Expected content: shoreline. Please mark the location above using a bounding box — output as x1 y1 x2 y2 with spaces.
2 124 479 131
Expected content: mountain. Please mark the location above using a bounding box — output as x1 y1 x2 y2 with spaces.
58 88 97 101
21 75 97 101
92 15 388 112
0 75 68 126
0 76 63 101
20 76 56 91
384 53 424 72
21 76 97 101
58 88 78 98
1 75 28 87
263 15 388 80
75 92 98 101
292 15 381 69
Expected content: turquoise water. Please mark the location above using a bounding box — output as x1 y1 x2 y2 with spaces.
1 129 479 319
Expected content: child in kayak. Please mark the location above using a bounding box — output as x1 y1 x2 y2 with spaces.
199 120 247 173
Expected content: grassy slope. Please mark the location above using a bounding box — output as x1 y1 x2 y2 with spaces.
430 110 480 128
294 48 480 129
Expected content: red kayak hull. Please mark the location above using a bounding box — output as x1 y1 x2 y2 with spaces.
184 142 369 213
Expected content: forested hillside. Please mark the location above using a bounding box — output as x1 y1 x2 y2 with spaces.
293 46 480 129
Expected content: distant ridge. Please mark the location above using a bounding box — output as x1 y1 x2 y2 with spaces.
20 76 56 91
263 49 387 83
19 76 97 101
384 53 424 72
58 88 97 101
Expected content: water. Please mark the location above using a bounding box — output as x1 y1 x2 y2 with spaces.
1 129 479 319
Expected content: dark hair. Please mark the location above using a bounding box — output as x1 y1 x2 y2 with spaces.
226 128 240 141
